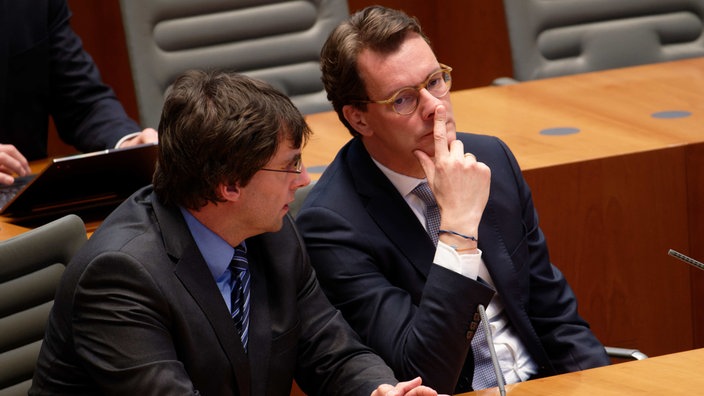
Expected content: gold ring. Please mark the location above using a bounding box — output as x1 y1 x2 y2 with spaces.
464 153 476 159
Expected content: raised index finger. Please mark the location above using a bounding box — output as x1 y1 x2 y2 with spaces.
433 105 450 159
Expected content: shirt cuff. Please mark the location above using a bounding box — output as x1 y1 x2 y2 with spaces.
114 132 141 148
433 242 483 280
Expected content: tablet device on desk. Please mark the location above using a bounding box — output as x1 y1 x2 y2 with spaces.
0 143 158 222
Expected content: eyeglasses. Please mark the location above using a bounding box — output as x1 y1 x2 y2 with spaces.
358 64 453 115
259 156 303 174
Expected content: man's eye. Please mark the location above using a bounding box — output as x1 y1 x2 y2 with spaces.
427 76 442 89
394 92 416 106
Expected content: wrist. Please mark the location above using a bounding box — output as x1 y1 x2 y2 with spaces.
438 229 478 253
115 132 141 148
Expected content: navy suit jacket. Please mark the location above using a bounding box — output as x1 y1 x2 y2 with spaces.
0 0 139 160
296 134 610 394
30 186 398 396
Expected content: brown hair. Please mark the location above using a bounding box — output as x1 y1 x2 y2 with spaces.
320 6 430 136
153 70 310 209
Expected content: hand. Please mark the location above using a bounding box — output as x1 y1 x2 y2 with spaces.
118 128 159 148
413 105 491 238
371 377 444 396
0 144 31 185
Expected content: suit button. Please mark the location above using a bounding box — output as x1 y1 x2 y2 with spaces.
466 330 473 340
470 322 478 331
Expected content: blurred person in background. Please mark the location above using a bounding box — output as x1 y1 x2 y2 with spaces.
0 0 157 185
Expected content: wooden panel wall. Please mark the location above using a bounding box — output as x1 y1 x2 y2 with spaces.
687 142 704 347
523 148 695 357
347 0 513 89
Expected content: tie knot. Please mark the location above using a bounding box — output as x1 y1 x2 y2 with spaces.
412 182 437 208
230 245 249 271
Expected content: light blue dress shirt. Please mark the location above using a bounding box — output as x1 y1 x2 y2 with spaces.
180 207 237 311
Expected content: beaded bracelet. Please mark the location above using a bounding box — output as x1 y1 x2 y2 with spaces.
438 229 478 242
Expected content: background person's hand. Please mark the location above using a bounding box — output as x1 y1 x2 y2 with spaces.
0 144 31 185
118 128 158 148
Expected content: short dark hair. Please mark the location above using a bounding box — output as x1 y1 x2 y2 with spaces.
320 6 430 136
153 70 311 209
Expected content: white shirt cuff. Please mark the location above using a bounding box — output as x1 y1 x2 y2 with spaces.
115 132 141 148
433 242 483 280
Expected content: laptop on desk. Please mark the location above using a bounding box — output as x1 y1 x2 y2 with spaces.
0 142 158 223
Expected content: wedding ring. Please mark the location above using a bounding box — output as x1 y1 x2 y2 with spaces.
464 153 476 160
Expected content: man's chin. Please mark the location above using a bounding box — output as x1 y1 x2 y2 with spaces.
416 139 435 156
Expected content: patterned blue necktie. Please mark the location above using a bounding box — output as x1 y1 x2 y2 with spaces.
412 182 440 246
230 245 251 352
413 182 503 389
471 309 505 390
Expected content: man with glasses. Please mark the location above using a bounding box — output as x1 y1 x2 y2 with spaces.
30 70 439 396
296 6 610 395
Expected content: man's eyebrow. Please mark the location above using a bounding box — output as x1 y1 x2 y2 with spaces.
382 66 445 97
277 153 301 168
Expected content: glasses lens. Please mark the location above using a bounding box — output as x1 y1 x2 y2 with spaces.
427 70 451 98
393 88 420 115
392 70 452 115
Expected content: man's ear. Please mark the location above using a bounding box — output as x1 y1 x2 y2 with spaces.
343 104 373 137
220 183 240 202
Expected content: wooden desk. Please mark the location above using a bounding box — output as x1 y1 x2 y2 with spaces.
0 221 30 240
304 57 704 174
451 58 704 169
458 348 704 396
303 58 704 358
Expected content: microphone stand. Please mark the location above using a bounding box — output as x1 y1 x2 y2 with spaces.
668 249 704 271
478 304 506 396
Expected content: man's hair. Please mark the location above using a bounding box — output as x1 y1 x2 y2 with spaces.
153 70 310 209
320 6 430 136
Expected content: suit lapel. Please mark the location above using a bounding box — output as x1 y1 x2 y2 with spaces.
347 139 436 276
175 243 252 395
477 198 519 300
478 193 553 366
153 199 252 395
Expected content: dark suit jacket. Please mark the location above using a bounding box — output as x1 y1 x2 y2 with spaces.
0 0 139 160
30 186 397 396
296 134 610 394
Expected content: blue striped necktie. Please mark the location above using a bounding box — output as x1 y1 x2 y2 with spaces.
230 245 251 352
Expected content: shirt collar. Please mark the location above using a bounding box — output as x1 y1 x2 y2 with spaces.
179 207 235 280
371 157 425 197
